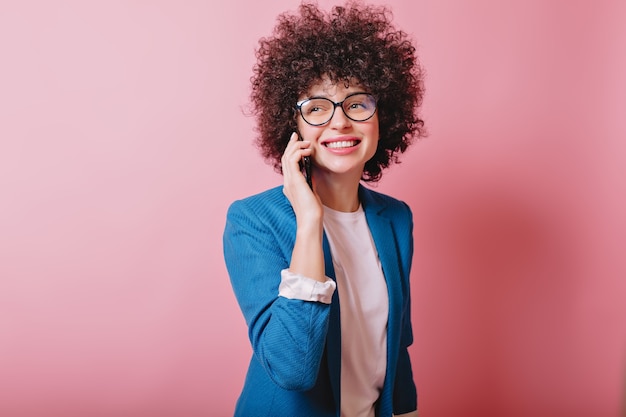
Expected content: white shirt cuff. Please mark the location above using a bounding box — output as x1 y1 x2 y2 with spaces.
278 269 336 304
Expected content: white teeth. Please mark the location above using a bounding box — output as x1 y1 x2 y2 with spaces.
325 140 357 149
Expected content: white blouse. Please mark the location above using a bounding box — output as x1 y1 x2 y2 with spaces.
323 204 388 417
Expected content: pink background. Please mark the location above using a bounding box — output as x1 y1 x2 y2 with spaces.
1 1 625 416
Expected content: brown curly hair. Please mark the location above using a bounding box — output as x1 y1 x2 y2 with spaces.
250 1 425 182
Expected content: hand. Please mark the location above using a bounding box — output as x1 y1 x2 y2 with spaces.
281 132 322 226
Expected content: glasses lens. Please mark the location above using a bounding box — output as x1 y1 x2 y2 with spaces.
300 98 334 126
342 94 376 121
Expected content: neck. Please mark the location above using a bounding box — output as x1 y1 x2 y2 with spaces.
314 169 362 212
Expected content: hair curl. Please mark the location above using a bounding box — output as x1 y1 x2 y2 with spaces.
250 1 425 182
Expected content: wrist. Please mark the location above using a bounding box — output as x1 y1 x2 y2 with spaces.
296 215 323 236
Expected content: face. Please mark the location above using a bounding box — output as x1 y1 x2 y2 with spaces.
296 77 379 181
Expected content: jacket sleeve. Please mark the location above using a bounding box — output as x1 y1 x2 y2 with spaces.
393 202 418 414
392 292 417 413
223 198 331 391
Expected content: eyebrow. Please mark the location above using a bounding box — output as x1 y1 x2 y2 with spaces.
303 91 368 101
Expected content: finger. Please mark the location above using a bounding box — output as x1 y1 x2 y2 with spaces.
282 140 311 166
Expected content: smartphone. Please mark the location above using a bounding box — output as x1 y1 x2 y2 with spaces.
303 156 312 189
296 131 313 189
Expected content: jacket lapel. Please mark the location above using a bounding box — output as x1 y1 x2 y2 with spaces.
359 186 403 333
360 186 403 415
323 233 342 413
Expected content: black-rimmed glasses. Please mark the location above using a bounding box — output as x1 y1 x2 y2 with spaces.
296 92 377 126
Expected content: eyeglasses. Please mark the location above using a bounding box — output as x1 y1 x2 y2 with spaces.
296 92 377 126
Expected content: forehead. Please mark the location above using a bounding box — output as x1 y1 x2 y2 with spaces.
303 75 364 98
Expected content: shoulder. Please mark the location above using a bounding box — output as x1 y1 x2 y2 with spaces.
359 185 412 219
223 186 297 266
226 186 294 227
228 186 286 211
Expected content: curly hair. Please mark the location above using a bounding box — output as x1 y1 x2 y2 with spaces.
250 1 425 182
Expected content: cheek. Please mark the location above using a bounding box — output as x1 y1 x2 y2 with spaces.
365 122 380 158
296 119 315 140
369 115 380 138
368 120 380 144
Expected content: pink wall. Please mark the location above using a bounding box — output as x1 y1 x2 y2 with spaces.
0 1 624 416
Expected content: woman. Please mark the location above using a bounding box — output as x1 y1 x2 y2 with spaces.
223 2 425 416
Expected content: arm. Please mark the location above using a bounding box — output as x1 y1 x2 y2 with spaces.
392 291 417 415
281 132 326 282
224 200 331 391
223 133 331 391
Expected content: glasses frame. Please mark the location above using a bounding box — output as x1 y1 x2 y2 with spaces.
295 92 377 126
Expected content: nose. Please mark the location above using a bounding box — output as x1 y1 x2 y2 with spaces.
330 104 352 129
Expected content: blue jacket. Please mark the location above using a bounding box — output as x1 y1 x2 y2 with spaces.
223 185 417 417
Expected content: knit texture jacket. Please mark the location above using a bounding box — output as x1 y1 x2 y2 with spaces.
223 185 417 417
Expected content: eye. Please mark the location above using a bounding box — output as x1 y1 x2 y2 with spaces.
302 99 331 114
345 96 371 110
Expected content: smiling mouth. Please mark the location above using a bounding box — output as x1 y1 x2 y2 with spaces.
324 140 360 149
